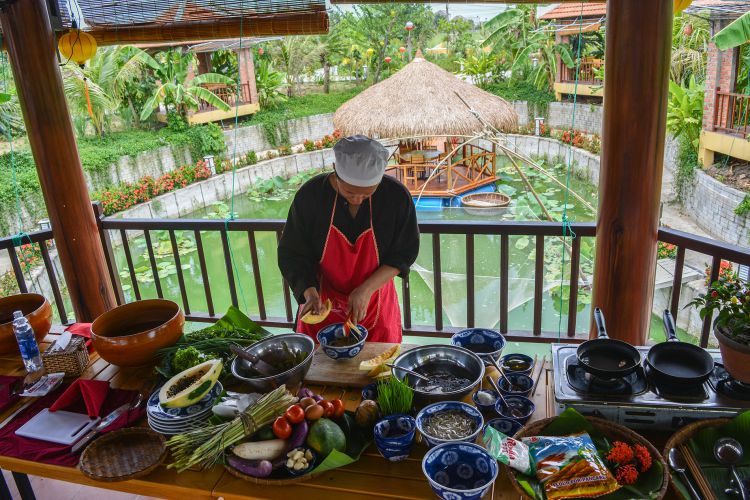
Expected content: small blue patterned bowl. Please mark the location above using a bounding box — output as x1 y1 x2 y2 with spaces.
471 389 499 413
362 382 378 402
422 442 499 500
451 329 505 362
484 417 523 437
499 353 534 375
416 401 484 449
374 414 417 462
495 395 535 424
317 323 368 360
497 373 534 397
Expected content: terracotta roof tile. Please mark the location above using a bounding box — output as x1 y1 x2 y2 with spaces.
540 3 607 20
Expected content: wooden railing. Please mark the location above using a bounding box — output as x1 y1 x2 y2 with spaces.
713 90 750 137
3 209 750 347
560 60 603 85
197 82 253 112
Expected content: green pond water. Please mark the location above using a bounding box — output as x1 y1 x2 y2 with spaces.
112 158 689 345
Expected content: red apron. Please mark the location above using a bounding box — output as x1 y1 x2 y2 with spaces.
296 190 402 343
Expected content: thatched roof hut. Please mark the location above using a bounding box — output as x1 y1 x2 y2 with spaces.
334 52 518 139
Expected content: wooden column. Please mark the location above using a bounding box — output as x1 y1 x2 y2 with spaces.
0 0 115 320
591 0 672 344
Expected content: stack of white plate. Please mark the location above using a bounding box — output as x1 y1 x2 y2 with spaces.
146 382 223 436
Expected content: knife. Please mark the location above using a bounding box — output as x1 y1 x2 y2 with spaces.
71 402 131 453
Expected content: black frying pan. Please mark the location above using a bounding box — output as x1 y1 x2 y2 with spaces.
645 310 715 386
577 308 642 379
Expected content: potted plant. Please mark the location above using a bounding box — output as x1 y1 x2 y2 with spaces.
689 271 750 383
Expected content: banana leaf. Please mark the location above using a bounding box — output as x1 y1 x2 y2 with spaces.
669 410 750 499
497 408 665 500
214 305 269 335
714 12 750 51
308 413 372 475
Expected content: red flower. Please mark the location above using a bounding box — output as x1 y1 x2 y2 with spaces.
606 441 634 464
712 290 719 298
615 464 639 485
633 444 652 472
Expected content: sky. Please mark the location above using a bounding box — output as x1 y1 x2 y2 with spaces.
335 4 558 24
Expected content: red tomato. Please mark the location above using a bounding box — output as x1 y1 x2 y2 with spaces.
272 416 292 439
284 404 305 424
319 400 334 418
331 399 345 419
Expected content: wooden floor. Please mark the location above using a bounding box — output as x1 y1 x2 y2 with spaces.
386 165 496 195
2 471 158 500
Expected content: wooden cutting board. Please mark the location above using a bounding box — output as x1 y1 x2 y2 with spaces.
305 342 417 388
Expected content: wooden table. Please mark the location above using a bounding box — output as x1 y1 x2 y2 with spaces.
0 331 662 499
400 150 441 162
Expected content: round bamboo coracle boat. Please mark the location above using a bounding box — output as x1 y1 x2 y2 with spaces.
460 192 511 216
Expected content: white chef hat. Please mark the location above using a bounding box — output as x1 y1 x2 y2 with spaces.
333 135 389 187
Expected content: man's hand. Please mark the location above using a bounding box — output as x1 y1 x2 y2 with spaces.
300 287 322 318
347 286 373 325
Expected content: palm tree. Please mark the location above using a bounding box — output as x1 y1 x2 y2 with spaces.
311 17 348 94
483 6 573 91
63 45 148 136
270 38 315 97
671 14 709 86
139 49 235 121
255 59 287 108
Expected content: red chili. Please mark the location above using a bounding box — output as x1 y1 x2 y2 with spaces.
272 416 292 439
331 399 345 419
284 404 305 424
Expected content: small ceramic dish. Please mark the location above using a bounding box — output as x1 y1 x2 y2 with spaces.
374 413 417 462
317 323 368 360
495 395 535 424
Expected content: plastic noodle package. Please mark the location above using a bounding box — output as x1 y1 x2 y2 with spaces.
482 425 532 475
522 432 620 500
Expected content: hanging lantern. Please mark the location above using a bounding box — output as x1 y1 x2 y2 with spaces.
258 47 265 56
366 48 375 56
58 29 97 67
342 57 350 66
683 23 694 36
384 56 392 64
399 46 406 54
405 21 414 31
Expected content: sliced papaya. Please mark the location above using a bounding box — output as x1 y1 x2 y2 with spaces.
300 299 332 325
159 358 222 408
359 344 401 372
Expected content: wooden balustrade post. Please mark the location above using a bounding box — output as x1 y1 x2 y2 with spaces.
0 0 116 320
591 0 672 344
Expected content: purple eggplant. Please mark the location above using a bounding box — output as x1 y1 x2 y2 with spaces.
289 420 309 450
297 387 314 399
226 454 273 478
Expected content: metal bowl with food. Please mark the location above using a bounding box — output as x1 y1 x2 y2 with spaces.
231 334 315 392
390 345 485 409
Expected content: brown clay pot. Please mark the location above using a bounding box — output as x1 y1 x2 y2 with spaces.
0 293 52 355
91 299 184 367
715 324 750 384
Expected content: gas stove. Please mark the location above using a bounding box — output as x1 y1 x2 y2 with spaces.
552 344 750 431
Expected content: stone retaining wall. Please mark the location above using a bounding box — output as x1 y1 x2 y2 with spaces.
683 169 750 247
224 114 335 157
546 102 603 135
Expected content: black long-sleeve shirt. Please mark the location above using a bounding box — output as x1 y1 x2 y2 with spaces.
278 173 420 304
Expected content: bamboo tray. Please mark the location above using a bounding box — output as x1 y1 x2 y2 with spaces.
663 418 731 500
78 428 167 482
505 416 670 500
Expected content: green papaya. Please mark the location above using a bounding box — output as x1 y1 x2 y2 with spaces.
158 359 222 408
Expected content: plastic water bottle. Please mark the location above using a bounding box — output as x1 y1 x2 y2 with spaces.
12 311 43 373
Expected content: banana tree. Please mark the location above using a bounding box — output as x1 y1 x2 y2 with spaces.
140 49 235 121
666 77 704 151
714 11 750 51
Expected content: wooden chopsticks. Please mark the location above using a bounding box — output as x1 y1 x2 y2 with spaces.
679 444 718 500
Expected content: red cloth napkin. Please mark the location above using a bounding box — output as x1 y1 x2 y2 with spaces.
0 383 145 466
0 375 22 414
49 379 109 417
64 323 92 350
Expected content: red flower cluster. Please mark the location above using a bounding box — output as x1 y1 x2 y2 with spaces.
302 131 342 152
705 260 736 286
561 129 586 148
657 242 677 259
96 160 212 215
18 243 41 272
606 441 653 486
303 139 316 152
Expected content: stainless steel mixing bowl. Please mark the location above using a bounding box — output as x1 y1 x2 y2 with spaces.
231 334 315 393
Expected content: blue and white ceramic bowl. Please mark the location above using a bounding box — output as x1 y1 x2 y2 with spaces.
317 323 368 360
416 401 484 449
422 442 499 500
147 382 223 420
362 382 378 402
471 389 499 413
374 413 417 462
499 353 534 375
451 329 505 363
484 417 523 437
494 395 535 424
497 373 534 397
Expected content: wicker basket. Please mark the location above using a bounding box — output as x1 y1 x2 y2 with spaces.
79 428 166 482
505 416 670 500
42 336 88 377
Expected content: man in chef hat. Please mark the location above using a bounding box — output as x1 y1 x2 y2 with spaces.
279 135 419 342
